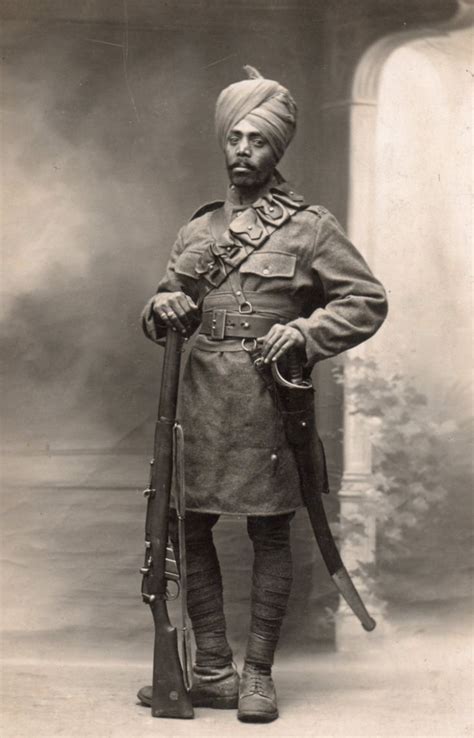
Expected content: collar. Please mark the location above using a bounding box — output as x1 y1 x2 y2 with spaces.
224 177 305 223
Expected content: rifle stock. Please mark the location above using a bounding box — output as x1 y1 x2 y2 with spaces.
141 328 194 719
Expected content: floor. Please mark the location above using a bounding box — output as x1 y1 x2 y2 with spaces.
2 612 472 738
1 457 472 736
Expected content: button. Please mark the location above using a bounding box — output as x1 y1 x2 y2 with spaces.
236 290 242 296
248 226 253 231
269 207 274 212
242 322 250 329
263 268 270 275
289 190 294 195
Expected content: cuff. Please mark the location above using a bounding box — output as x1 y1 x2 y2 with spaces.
288 314 325 369
140 297 166 343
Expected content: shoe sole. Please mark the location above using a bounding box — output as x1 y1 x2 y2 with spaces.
137 691 238 710
237 709 279 723
193 695 239 709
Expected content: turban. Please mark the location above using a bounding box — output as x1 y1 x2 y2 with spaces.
215 66 297 161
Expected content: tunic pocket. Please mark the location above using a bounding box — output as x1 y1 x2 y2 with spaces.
239 251 296 278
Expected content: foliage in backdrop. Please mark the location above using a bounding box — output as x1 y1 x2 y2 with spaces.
334 357 473 609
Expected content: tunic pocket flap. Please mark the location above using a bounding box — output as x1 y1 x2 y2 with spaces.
240 252 296 278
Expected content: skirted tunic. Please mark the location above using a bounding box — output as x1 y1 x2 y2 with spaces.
143 182 388 515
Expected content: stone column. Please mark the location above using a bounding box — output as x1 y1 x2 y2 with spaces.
316 0 460 646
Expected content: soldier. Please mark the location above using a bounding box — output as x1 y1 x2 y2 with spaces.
138 67 388 723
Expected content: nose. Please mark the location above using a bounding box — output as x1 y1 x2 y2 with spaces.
236 137 251 157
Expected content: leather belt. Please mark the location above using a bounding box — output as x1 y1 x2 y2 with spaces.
200 309 283 341
202 291 297 319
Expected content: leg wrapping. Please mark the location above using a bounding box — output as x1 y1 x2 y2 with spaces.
244 513 294 671
169 510 233 668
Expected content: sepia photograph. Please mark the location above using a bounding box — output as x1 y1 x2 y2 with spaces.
1 1 473 736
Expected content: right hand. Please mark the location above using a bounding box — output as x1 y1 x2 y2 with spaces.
147 291 199 336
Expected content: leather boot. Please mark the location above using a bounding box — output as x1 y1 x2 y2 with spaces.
137 663 240 709
237 665 278 723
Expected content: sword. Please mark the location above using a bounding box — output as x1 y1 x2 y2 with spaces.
270 352 376 632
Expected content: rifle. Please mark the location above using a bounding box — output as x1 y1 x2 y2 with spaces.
140 328 194 719
251 348 376 632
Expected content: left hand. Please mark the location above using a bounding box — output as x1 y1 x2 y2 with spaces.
259 324 305 364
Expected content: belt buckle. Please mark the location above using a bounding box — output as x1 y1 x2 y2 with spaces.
210 309 226 340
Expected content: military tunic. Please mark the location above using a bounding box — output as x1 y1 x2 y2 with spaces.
145 181 387 515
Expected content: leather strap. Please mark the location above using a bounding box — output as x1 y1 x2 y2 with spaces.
200 310 282 340
226 268 253 313
193 190 307 303
202 291 298 319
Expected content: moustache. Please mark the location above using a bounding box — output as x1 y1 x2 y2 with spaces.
230 162 256 171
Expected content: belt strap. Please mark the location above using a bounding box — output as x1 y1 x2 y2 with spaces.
209 209 254 313
200 310 281 340
202 291 298 319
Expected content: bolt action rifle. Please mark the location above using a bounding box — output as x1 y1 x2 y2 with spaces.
140 327 194 719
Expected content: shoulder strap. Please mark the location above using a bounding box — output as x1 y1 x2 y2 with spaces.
190 200 225 221
305 204 328 218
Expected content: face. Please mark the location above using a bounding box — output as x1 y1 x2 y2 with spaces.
225 119 277 191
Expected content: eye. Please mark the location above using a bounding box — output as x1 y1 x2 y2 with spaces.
252 138 265 148
227 135 239 145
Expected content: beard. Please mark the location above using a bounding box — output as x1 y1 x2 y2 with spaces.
227 162 273 191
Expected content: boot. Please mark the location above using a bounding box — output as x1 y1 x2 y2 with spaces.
237 664 278 723
137 663 240 709
237 513 294 724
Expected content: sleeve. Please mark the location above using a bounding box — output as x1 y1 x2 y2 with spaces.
289 211 388 366
141 226 197 343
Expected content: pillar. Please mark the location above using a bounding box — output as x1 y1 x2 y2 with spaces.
316 0 460 646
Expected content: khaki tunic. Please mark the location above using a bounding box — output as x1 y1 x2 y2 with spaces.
144 183 388 515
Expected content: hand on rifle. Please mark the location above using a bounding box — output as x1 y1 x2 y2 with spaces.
259 324 305 364
142 292 200 340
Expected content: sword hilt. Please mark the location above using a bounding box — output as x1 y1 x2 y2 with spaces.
271 349 312 390
287 349 304 384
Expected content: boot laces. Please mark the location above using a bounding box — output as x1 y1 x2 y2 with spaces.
247 670 267 696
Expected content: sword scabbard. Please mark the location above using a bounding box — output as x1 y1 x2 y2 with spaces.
272 349 377 632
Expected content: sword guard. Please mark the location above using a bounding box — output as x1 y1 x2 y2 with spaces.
271 359 312 390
